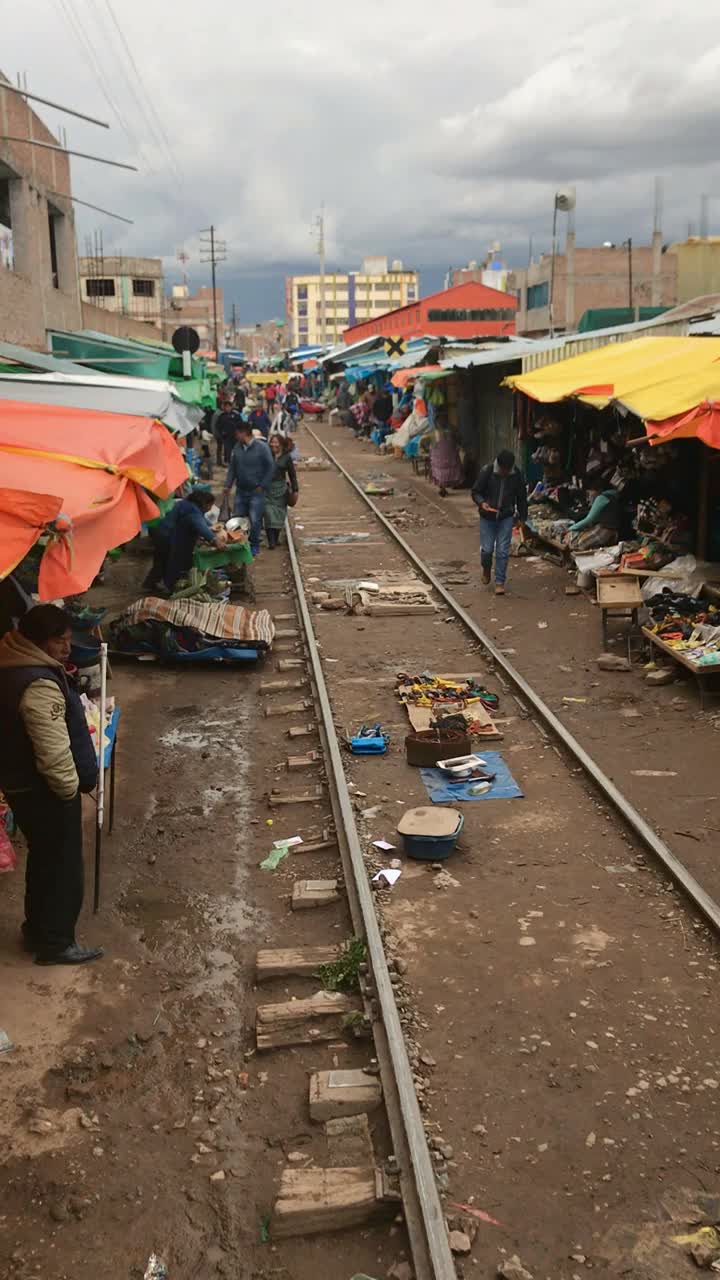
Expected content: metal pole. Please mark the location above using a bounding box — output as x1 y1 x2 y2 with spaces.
210 225 219 361
0 137 137 170
318 206 327 346
627 236 633 309
93 642 108 914
549 200 558 337
0 80 110 127
48 191 134 224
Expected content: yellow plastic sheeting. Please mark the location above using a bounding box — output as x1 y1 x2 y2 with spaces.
504 336 720 422
247 371 296 384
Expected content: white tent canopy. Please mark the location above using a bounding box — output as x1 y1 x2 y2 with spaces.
0 371 202 437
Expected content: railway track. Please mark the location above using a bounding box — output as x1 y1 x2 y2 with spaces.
253 419 720 1278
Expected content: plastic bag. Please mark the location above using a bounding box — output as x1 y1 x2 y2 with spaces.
0 823 17 874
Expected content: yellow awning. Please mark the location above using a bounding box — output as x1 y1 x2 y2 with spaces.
504 336 720 422
247 371 296 384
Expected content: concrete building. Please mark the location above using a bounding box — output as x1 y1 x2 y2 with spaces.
342 280 517 344
228 320 285 362
286 256 419 347
669 237 720 303
509 237 677 336
447 246 510 293
163 284 225 352
0 74 82 347
79 256 164 330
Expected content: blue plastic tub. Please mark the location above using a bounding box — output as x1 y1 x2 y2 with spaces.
399 812 464 861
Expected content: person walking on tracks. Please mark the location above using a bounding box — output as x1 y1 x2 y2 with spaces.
471 448 528 596
223 421 274 557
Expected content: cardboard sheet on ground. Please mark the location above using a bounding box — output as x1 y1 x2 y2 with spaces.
398 672 502 741
420 753 523 802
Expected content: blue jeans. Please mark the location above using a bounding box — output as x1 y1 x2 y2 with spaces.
234 490 266 555
480 515 514 586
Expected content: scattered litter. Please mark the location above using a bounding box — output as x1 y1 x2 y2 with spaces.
450 1200 504 1227
260 844 292 871
537 621 548 629
597 653 631 672
632 769 677 778
562 696 587 704
373 868 402 887
498 1256 534 1280
273 835 303 848
259 1213 271 1244
361 806 380 819
372 839 396 851
303 532 370 545
143 1257 168 1280
0 1030 13 1055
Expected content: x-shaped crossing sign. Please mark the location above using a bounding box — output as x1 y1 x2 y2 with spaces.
384 336 406 358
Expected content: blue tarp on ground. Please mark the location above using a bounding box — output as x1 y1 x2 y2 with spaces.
420 752 524 803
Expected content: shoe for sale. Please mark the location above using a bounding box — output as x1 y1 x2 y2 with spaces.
495 584 506 596
35 943 104 966
482 570 492 586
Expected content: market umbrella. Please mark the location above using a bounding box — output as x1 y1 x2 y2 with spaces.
0 400 188 599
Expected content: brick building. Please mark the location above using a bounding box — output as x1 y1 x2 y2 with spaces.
163 284 225 352
0 74 82 347
341 280 518 344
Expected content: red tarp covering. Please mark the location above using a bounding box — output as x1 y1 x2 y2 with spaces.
646 401 720 450
0 400 187 599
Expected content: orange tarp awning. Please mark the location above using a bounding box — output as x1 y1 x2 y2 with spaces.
0 400 188 599
390 365 438 389
646 402 720 449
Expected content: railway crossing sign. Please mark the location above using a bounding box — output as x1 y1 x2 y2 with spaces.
384 336 406 358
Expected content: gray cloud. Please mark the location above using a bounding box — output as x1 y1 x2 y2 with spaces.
3 0 720 320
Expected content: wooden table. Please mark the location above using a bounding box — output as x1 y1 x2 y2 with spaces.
596 577 643 651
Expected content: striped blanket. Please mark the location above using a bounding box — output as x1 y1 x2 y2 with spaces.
118 597 275 647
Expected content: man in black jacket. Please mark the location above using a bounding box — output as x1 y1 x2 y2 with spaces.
471 449 528 596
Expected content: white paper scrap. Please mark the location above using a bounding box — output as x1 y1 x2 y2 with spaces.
372 839 396 851
273 836 303 849
373 868 402 887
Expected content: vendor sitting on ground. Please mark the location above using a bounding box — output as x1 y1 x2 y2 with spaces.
145 487 225 594
565 481 622 551
0 605 101 965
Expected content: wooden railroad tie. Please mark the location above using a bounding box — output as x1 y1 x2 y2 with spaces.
291 878 339 909
265 699 313 718
309 1069 383 1122
255 944 341 982
287 751 320 770
260 677 308 694
255 989 355 1051
287 723 316 739
274 613 297 622
271 1166 397 1238
275 628 300 640
277 658 305 672
268 787 324 808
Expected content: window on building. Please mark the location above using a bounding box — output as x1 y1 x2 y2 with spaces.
86 277 116 298
527 282 549 310
132 278 155 297
297 285 308 300
48 209 59 289
0 178 14 271
298 303 308 317
427 306 516 323
407 287 416 301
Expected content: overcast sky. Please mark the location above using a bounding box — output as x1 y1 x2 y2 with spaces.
4 0 720 321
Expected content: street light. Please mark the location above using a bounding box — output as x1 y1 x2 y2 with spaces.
549 187 575 337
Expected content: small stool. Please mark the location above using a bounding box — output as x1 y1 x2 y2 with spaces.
597 577 643 657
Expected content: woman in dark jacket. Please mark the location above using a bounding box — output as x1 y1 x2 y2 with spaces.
264 434 298 548
144 489 224 593
0 605 101 965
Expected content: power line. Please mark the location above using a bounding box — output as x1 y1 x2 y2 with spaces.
101 0 183 188
54 0 139 150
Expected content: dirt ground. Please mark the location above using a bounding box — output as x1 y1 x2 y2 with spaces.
2 420 720 1280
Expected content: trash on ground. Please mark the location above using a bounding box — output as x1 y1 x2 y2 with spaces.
0 1030 13 1054
372 839 396 851
562 696 587 704
449 1200 504 1227
372 868 402 887
143 1257 168 1280
260 844 292 871
274 835 303 848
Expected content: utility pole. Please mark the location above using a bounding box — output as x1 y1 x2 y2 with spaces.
231 302 237 345
200 225 227 361
314 205 327 345
625 237 633 310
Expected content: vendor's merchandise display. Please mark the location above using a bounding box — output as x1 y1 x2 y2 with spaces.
109 597 275 659
395 672 502 740
645 591 720 667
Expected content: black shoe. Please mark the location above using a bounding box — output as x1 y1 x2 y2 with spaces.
21 924 39 954
35 943 104 966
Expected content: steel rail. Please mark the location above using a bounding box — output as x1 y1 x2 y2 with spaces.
304 423 720 934
285 523 457 1280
